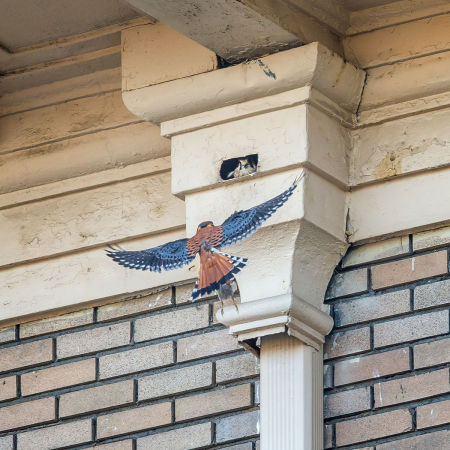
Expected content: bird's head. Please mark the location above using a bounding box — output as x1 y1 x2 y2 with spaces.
239 158 250 169
197 221 214 231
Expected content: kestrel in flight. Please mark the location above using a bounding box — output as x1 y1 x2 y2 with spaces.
106 176 301 301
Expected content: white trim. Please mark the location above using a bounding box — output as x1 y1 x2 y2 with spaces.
218 293 333 351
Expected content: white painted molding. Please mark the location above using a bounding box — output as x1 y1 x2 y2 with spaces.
218 293 334 351
0 156 171 210
348 167 450 243
122 43 364 124
348 0 450 35
260 334 324 450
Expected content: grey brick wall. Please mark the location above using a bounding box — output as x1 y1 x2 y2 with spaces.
0 284 260 449
324 227 450 448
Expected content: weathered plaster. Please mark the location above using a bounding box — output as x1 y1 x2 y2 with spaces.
0 90 139 155
0 123 169 194
344 13 450 68
1 169 184 268
125 0 304 62
351 108 450 185
121 22 217 92
0 229 197 325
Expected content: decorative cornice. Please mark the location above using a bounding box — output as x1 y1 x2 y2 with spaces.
218 293 334 351
122 42 365 124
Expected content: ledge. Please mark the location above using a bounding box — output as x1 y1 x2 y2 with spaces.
122 42 365 124
218 293 334 351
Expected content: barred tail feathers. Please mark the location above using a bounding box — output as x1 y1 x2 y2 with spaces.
191 249 247 301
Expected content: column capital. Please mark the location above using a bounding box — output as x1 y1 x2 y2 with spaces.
219 293 334 352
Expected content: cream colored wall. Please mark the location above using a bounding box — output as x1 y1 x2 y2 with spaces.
345 8 450 187
342 7 450 242
0 64 194 324
1 7 449 323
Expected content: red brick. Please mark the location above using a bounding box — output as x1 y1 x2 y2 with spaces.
417 399 450 429
97 402 171 439
414 278 450 310
99 342 173 379
0 376 17 402
324 387 370 418
134 304 209 341
139 362 212 400
324 327 370 360
216 410 259 443
334 289 410 327
376 429 449 449
97 288 172 321
57 322 130 358
374 310 448 347
59 380 133 417
334 348 410 386
326 269 368 299
414 337 450 368
136 423 212 450
20 309 93 338
371 251 448 289
0 339 53 373
0 397 55 432
177 329 239 362
336 410 412 446
17 419 92 450
374 369 449 408
21 359 96 396
176 384 252 421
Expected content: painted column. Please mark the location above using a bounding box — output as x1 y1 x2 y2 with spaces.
260 335 322 450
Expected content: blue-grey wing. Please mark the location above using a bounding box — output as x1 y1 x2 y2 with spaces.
219 178 299 248
106 238 194 272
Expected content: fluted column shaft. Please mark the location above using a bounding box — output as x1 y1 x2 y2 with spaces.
260 334 323 450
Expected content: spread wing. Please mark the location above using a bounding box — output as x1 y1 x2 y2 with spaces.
106 238 195 272
219 176 301 248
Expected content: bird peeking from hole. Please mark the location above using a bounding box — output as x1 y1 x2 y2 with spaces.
106 174 303 312
226 157 257 180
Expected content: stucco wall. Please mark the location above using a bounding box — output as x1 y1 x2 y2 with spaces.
0 66 197 323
